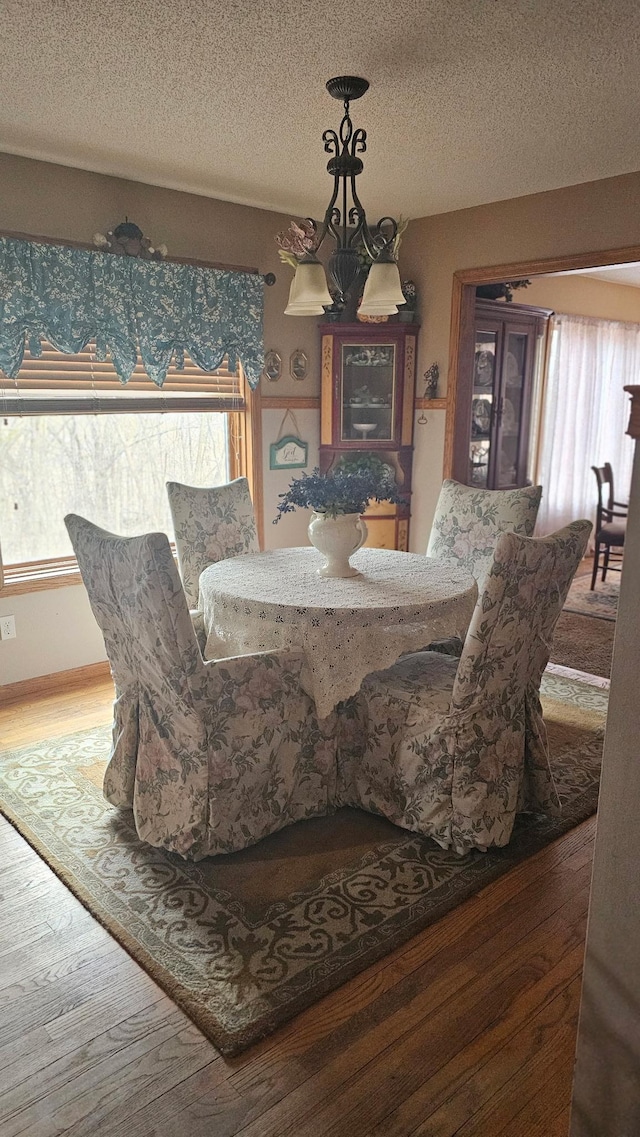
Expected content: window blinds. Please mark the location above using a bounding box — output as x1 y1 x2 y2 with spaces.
0 340 244 415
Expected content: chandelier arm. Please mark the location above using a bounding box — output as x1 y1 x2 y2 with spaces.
375 216 399 246
359 214 399 261
350 127 367 156
323 129 340 158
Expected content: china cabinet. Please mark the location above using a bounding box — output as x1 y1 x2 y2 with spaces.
319 322 419 550
467 299 550 489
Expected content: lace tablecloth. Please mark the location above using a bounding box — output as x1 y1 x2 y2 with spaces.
199 547 477 718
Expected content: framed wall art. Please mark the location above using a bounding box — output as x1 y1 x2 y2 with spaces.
290 349 309 381
263 350 282 382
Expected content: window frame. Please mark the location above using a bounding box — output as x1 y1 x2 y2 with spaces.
0 364 263 597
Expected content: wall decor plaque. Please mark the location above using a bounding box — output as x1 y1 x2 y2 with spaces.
269 435 309 470
290 349 309 381
263 350 282 382
269 407 309 470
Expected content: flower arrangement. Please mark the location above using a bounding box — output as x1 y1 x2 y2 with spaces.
335 451 396 482
275 220 317 271
274 466 403 523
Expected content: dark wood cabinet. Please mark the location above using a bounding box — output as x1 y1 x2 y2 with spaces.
467 300 550 490
318 322 419 550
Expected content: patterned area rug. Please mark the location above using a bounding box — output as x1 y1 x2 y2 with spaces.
0 672 606 1057
551 610 615 678
564 571 619 622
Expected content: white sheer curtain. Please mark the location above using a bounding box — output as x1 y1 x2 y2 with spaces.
536 313 636 534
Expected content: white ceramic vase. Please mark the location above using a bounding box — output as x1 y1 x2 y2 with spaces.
308 511 368 578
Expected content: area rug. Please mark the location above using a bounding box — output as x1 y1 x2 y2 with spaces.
564 570 619 622
551 610 615 678
0 671 606 1057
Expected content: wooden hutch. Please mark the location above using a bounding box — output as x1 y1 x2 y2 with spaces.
319 321 419 550
465 299 551 489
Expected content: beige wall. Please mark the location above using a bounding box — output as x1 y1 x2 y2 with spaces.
525 272 640 322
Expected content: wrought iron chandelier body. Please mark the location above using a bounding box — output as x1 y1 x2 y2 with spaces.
284 77 405 317
310 76 397 302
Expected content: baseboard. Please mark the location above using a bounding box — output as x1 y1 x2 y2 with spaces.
1 660 111 706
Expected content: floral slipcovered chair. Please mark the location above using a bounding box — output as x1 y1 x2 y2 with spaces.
426 479 543 656
65 514 336 860
427 479 543 588
166 477 259 649
337 520 591 855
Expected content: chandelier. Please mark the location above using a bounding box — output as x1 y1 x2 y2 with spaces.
283 76 405 318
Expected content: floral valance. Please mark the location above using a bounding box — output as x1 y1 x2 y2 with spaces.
0 236 264 388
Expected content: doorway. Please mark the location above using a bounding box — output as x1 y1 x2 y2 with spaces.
444 244 640 679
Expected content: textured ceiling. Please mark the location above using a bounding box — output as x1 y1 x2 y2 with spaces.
557 264 640 289
2 0 640 220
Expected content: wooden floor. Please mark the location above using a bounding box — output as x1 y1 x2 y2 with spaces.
0 673 592 1137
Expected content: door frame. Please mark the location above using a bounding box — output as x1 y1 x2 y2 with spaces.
443 242 640 480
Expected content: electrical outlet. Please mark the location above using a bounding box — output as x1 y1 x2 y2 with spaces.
0 615 16 640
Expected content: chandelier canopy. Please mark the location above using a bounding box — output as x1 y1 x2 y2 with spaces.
283 76 405 318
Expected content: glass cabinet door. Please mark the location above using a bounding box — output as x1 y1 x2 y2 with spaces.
495 330 527 488
340 343 396 443
469 328 497 487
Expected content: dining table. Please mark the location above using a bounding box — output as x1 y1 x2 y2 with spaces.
198 546 477 718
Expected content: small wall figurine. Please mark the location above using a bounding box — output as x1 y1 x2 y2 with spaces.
423 363 440 399
93 220 168 260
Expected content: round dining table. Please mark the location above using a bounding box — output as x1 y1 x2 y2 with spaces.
198 546 477 718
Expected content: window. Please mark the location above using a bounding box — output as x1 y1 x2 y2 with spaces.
0 341 249 591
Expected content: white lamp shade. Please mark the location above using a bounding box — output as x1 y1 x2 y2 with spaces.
283 269 324 316
285 261 332 316
358 260 406 315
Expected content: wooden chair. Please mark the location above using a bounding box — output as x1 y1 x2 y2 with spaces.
591 463 628 589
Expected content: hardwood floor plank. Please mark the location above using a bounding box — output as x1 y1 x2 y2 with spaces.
394 974 583 1137
541 1108 571 1136
28 1019 214 1137
0 1001 180 1122
0 1013 188 1137
0 922 111 993
0 973 167 1098
457 1040 576 1136
0 938 139 1046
